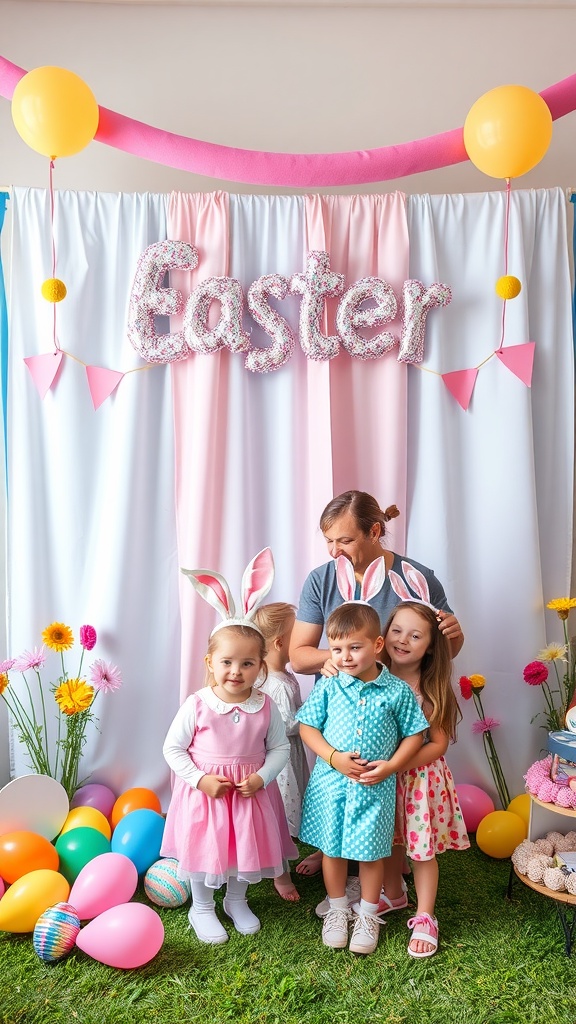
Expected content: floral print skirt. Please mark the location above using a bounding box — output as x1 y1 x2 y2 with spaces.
394 756 470 861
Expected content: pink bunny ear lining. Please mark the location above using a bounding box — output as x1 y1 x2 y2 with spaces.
335 555 355 602
399 561 431 604
196 575 232 614
242 548 275 614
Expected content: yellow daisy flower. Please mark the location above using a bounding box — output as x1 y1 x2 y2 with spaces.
54 678 94 716
0 672 8 695
537 643 567 662
42 622 74 652
547 598 576 621
469 673 486 691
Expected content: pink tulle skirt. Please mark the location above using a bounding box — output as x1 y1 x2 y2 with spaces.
161 751 299 888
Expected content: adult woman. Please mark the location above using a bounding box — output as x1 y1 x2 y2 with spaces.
289 490 464 875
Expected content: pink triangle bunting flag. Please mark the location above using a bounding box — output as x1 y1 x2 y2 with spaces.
24 351 64 399
86 366 125 410
441 368 478 411
495 342 536 387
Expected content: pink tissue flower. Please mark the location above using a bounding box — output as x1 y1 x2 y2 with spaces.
0 659 15 673
13 647 46 671
89 659 123 694
80 625 97 651
472 716 500 734
523 661 549 686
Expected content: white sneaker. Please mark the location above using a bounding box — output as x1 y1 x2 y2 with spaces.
222 897 261 935
348 904 385 955
315 876 361 918
322 906 352 948
188 905 228 944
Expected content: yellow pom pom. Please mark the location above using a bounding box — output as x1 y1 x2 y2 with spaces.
41 278 67 303
495 275 522 300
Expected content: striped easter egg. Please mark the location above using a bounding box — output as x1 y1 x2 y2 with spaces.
144 858 190 908
33 901 81 962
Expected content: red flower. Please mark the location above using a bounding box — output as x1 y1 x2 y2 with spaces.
523 661 549 686
459 675 473 700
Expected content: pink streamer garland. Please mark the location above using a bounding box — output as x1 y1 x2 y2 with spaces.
2 55 576 186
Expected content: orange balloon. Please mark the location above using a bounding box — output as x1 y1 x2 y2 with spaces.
0 831 59 883
0 869 70 933
60 806 112 840
111 788 162 829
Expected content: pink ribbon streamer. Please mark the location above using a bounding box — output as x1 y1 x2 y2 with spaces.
2 55 576 187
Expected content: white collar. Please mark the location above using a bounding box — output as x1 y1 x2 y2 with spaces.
199 686 266 715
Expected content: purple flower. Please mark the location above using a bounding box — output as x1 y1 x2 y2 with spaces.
89 659 122 694
0 659 15 673
80 625 97 651
13 646 46 672
472 716 500 734
523 661 549 686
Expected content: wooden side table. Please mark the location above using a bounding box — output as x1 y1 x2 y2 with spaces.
508 795 576 955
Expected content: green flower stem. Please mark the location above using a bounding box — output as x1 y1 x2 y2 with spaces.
33 667 52 776
1 692 50 774
482 731 511 808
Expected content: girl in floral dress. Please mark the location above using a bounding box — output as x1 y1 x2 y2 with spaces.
382 601 469 959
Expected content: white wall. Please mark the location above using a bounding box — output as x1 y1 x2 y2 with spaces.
1 1 575 787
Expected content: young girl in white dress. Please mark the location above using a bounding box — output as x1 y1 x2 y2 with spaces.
253 602 310 902
161 549 298 945
382 595 470 959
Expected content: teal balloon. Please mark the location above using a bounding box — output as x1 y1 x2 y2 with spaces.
111 809 165 875
55 827 111 884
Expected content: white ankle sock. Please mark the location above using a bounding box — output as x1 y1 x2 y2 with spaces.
189 880 228 944
359 899 379 915
328 895 349 910
223 876 261 934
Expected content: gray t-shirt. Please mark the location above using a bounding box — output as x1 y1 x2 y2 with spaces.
296 553 452 634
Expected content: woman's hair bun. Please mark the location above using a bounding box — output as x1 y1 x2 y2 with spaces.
383 504 400 522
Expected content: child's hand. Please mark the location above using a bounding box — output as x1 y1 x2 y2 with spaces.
331 751 369 779
198 774 234 798
236 773 264 798
357 760 392 785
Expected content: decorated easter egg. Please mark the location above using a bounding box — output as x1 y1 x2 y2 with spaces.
33 901 80 962
144 858 190 908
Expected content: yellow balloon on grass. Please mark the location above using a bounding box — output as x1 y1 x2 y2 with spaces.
507 793 531 830
476 810 527 859
464 85 552 179
0 869 70 933
11 66 99 159
60 806 112 840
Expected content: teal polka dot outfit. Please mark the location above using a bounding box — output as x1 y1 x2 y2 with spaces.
296 668 428 861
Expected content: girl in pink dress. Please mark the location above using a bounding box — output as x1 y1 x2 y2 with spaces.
161 549 298 945
382 598 469 960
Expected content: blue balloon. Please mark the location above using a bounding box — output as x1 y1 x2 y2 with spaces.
111 809 165 875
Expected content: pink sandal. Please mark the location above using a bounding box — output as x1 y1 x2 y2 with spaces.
377 878 408 915
407 913 438 958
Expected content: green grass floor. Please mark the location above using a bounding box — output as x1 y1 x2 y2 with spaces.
3 840 576 1024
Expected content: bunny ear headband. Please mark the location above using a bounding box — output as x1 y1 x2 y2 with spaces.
181 547 275 636
388 560 437 612
335 554 386 605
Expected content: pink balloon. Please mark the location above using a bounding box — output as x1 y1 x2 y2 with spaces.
75 902 164 969
71 784 117 820
0 876 5 899
68 852 138 920
456 783 495 832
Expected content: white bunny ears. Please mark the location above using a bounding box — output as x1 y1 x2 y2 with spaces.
388 560 437 611
335 555 386 604
334 554 437 612
181 547 275 636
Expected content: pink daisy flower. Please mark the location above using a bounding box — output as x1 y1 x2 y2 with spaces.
13 646 46 672
89 659 123 694
472 716 500 734
0 659 15 673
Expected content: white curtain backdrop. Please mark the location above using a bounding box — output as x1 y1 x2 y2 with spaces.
4 186 574 808
406 188 574 795
7 188 180 806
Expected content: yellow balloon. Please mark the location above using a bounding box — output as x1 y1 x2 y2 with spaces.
60 806 112 840
11 66 99 159
464 85 552 179
476 810 527 859
0 868 70 933
506 793 531 829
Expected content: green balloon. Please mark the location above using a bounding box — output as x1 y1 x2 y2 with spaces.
55 827 111 885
